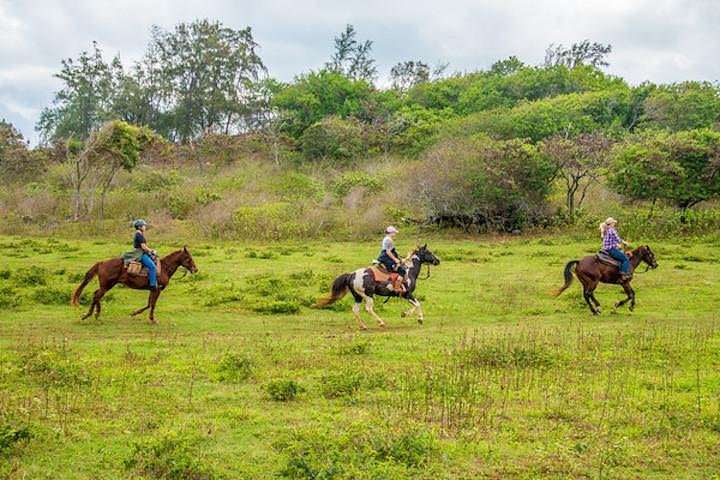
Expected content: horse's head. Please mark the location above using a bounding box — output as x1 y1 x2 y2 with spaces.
638 245 658 270
414 244 440 266
180 246 199 273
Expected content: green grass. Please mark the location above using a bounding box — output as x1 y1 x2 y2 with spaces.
1 235 719 479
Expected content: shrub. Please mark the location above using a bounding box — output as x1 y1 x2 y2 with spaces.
232 203 311 240
0 419 31 454
320 372 363 399
0 287 20 308
271 172 324 201
213 352 254 383
251 300 301 315
331 171 385 198
300 116 365 162
417 136 554 232
276 421 436 479
30 287 70 305
15 266 48 286
123 432 217 480
266 379 302 401
0 269 10 280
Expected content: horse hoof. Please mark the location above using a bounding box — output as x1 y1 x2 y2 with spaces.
400 312 406 318
417 318 423 324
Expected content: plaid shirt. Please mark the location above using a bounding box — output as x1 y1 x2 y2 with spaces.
602 227 624 251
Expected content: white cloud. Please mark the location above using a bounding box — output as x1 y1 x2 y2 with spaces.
0 0 719 142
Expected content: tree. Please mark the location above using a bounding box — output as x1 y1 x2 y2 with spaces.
65 120 162 220
37 42 124 142
0 120 33 181
543 133 613 213
417 136 554 231
639 82 720 131
390 61 431 92
325 25 377 82
144 20 266 142
609 129 720 211
272 71 373 138
544 40 612 69
300 116 365 162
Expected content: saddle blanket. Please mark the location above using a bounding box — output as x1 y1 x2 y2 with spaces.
368 266 399 283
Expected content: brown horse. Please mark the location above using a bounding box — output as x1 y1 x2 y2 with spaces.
71 247 198 323
554 245 658 315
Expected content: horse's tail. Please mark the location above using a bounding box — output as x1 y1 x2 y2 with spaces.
553 260 579 297
314 273 353 307
71 262 100 306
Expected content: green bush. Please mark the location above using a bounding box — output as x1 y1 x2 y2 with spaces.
319 372 363 399
331 171 385 197
276 422 437 479
30 287 70 305
0 287 20 308
15 266 48 286
232 203 311 240
124 432 217 480
213 352 254 382
266 379 302 401
271 172 324 201
300 116 365 162
251 300 301 315
0 419 31 454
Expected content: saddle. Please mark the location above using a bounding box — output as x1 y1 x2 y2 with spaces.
368 265 405 293
596 250 633 268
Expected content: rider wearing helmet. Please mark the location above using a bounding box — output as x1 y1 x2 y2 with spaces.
600 217 632 280
377 226 407 292
133 219 161 290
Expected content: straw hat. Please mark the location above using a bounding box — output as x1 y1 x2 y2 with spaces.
604 217 618 225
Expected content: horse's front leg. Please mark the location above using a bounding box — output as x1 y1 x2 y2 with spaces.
613 283 634 312
148 290 161 324
401 294 423 324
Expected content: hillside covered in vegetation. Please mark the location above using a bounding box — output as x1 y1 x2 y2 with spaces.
1 21 719 240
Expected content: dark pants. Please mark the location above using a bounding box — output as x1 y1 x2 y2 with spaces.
378 255 406 276
607 248 630 274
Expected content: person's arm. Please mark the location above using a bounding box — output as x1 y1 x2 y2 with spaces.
385 247 400 264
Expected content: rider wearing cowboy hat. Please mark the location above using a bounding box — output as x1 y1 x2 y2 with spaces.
600 217 632 280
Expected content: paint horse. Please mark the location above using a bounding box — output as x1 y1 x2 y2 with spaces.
71 247 198 323
315 245 440 329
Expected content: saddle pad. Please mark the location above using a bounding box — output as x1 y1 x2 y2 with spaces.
368 267 398 283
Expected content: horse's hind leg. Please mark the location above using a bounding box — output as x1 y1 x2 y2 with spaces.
131 304 151 317
352 302 367 330
364 296 385 327
82 287 107 320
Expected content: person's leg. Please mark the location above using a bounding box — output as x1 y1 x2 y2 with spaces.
608 248 630 275
141 253 157 287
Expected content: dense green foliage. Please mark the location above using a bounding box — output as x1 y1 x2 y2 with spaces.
1 20 719 234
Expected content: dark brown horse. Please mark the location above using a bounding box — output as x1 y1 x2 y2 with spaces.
554 245 658 315
71 247 198 323
315 245 440 330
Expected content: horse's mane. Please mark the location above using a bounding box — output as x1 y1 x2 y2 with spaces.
402 247 420 265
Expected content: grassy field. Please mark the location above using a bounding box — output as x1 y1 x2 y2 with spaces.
1 234 719 479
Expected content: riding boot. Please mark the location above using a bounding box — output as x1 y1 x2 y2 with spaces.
392 276 406 294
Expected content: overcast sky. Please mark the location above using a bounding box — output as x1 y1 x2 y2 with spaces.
1 0 719 143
